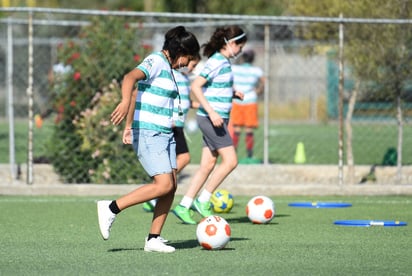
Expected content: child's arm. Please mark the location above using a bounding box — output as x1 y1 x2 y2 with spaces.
122 89 137 144
111 68 145 125
191 76 224 127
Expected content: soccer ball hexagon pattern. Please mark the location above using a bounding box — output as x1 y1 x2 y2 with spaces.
196 215 231 250
246 195 275 224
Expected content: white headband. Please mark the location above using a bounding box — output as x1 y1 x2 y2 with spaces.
224 33 246 43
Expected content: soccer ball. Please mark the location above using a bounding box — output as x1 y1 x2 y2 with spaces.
210 189 234 213
185 119 198 133
246 195 275 224
196 215 231 250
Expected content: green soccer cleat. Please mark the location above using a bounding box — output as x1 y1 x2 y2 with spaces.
192 199 213 218
172 205 197 225
142 201 155 212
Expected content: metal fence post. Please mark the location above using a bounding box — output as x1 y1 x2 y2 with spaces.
26 11 34 185
6 17 16 181
263 24 270 165
338 13 344 186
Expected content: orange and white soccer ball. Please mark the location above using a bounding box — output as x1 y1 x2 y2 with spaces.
246 195 275 224
196 215 231 250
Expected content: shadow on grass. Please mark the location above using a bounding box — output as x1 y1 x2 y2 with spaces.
108 237 250 252
226 216 252 223
226 214 290 224
171 239 199 249
174 237 250 251
108 247 140 252
107 239 199 252
273 214 290 218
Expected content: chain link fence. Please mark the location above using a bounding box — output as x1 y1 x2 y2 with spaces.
1 7 411 185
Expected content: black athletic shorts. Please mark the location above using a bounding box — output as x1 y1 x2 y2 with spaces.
173 126 189 155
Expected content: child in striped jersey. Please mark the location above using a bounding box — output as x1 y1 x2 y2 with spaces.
171 54 201 180
142 54 201 212
173 25 247 224
97 26 200 253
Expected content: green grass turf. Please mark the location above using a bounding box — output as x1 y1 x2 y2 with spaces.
186 122 412 165
0 119 54 164
0 195 411 275
2 119 412 165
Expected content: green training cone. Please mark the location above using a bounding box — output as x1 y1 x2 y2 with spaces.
294 142 306 164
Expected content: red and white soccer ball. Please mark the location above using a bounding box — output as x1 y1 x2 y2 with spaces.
246 195 275 224
196 215 231 250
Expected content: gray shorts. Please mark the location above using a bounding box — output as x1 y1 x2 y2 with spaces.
196 115 233 151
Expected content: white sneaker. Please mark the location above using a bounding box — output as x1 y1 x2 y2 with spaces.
144 237 175 253
97 200 116 240
158 236 169 243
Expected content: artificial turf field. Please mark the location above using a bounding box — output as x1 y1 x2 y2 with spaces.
0 195 411 275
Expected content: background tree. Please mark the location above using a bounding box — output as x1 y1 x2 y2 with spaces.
286 0 412 183
48 16 151 183
53 0 286 15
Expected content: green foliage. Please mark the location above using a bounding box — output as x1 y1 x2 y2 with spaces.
47 16 151 183
48 120 95 183
74 81 151 184
54 0 286 15
163 0 286 15
286 0 412 102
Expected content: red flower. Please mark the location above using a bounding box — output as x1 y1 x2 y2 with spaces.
70 101 76 107
57 105 64 113
124 23 130 29
71 52 80 60
73 72 81 81
142 44 152 50
55 105 64 124
133 54 140 62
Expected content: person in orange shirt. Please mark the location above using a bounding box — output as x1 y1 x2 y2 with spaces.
230 49 264 160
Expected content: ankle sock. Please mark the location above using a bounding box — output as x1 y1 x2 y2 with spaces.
109 200 121 214
180 196 194 209
198 190 212 203
148 233 160 241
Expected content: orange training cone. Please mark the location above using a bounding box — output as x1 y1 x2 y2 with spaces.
35 114 43 128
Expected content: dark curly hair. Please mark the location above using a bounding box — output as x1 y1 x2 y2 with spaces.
203 25 247 58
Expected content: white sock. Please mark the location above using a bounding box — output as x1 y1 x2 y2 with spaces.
149 199 157 206
180 196 194 209
198 190 212 203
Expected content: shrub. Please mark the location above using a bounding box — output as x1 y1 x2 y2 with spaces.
47 16 151 184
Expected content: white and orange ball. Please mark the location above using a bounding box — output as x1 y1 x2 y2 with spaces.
246 195 275 224
185 119 198 133
196 215 231 250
